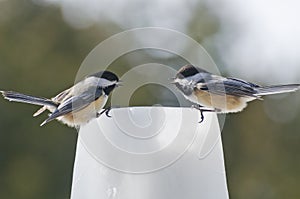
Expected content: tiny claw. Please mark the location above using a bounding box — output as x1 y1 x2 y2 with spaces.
198 110 205 123
191 104 205 123
191 104 216 123
97 107 112 118
105 108 112 118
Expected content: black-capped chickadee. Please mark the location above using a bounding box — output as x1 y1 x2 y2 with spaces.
172 64 300 122
1 71 120 128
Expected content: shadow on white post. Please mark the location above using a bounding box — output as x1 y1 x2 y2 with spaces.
70 107 229 199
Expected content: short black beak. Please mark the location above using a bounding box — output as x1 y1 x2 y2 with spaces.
116 80 123 87
169 77 176 84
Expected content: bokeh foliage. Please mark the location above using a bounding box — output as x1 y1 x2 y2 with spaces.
0 1 299 199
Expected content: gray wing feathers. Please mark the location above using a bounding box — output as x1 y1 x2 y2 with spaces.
198 78 260 98
41 87 103 125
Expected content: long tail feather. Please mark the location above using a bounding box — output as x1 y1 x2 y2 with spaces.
1 91 57 107
255 84 300 96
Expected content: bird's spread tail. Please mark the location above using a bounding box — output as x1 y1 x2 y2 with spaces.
255 84 300 96
1 90 57 107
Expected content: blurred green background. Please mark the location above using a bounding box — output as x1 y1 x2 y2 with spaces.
1 0 300 198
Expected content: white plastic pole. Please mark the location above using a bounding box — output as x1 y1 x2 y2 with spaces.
70 107 229 199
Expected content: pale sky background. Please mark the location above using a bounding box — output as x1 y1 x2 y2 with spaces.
207 0 300 84
36 0 300 83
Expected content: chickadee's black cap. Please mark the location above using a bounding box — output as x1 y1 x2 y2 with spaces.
176 64 209 78
89 71 119 82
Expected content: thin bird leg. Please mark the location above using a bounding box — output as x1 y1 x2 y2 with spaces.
97 107 112 118
191 104 204 109
191 104 216 123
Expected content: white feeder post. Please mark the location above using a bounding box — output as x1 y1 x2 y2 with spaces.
71 107 229 199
